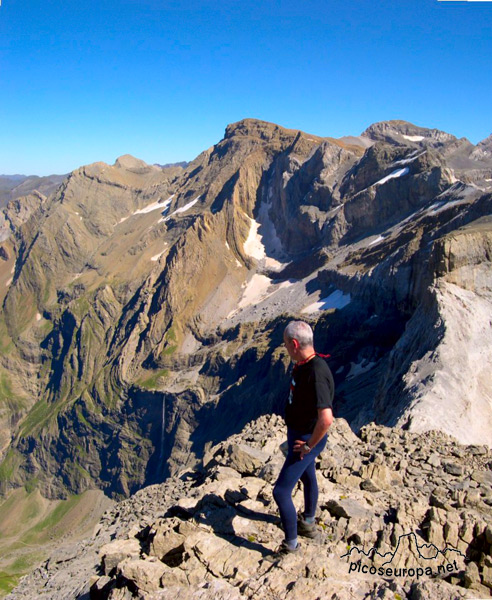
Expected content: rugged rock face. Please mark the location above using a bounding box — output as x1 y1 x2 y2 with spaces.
7 415 492 599
0 118 491 503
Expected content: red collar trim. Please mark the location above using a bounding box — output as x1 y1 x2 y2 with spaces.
293 352 330 369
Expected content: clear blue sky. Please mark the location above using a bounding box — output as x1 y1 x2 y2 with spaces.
1 0 491 175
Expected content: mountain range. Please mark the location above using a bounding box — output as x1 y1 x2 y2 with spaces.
0 118 491 505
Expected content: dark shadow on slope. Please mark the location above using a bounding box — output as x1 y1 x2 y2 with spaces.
41 310 77 398
164 493 277 557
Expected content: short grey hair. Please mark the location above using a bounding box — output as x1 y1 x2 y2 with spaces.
284 321 314 349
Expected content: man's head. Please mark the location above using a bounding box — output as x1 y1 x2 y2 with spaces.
283 321 314 361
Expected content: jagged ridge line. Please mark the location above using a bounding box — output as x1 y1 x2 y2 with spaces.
340 531 466 565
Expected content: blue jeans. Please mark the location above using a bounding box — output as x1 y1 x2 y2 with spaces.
272 428 327 541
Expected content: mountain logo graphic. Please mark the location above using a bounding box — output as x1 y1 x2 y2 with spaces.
341 531 466 564
341 532 466 579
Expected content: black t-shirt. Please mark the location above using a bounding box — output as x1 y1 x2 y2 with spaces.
284 355 334 434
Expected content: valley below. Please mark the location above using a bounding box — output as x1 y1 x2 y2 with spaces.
1 117 492 597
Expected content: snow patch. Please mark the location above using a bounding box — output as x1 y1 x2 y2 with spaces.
160 196 200 223
244 217 265 261
373 168 410 187
368 235 385 247
346 361 377 379
235 259 242 268
36 313 42 321
327 205 343 217
447 169 459 184
275 279 296 290
172 196 200 216
134 195 174 217
402 135 425 142
151 248 167 262
301 289 351 314
225 241 230 250
5 277 12 287
428 198 467 215
392 151 426 167
237 274 272 310
228 275 299 319
243 206 290 271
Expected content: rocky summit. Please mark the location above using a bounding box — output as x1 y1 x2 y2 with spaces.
7 415 492 599
0 117 492 593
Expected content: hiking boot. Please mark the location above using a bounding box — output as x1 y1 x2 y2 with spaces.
264 540 300 562
297 516 318 539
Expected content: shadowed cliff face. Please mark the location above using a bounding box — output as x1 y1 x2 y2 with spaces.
0 118 492 499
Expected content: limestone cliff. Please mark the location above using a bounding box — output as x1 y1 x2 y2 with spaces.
0 119 491 504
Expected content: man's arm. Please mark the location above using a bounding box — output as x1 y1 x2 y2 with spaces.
294 408 333 459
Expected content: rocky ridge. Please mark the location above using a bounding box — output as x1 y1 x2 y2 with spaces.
0 174 66 209
0 118 491 504
7 415 492 599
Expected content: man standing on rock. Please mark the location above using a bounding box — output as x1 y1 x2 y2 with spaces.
271 320 334 557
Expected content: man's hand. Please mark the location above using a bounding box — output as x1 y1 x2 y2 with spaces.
293 440 310 460
293 408 333 460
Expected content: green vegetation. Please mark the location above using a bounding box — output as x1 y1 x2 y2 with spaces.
161 344 177 356
0 316 14 356
21 494 82 545
23 477 40 495
8 277 40 336
161 326 178 357
74 398 101 432
17 397 61 439
136 369 169 389
81 390 102 416
73 462 91 480
0 489 102 598
94 365 124 410
41 276 52 307
0 571 20 595
0 369 28 414
36 319 54 336
0 449 22 483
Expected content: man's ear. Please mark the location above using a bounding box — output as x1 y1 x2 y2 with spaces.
292 338 299 350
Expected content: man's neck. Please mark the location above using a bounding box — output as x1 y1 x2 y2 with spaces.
296 347 316 363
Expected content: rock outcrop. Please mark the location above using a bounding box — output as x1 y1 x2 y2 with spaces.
0 117 491 506
7 415 492 599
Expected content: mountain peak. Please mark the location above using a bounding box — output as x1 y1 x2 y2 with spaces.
114 154 152 171
223 118 323 144
362 120 457 145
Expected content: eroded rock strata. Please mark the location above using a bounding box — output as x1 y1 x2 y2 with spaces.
0 118 491 504
7 416 492 599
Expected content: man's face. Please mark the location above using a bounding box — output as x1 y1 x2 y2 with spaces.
283 333 299 361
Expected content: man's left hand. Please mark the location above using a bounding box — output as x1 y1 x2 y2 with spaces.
293 440 310 460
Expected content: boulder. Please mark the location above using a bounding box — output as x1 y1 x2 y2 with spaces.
99 538 141 575
225 444 270 476
323 498 373 520
117 557 168 593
